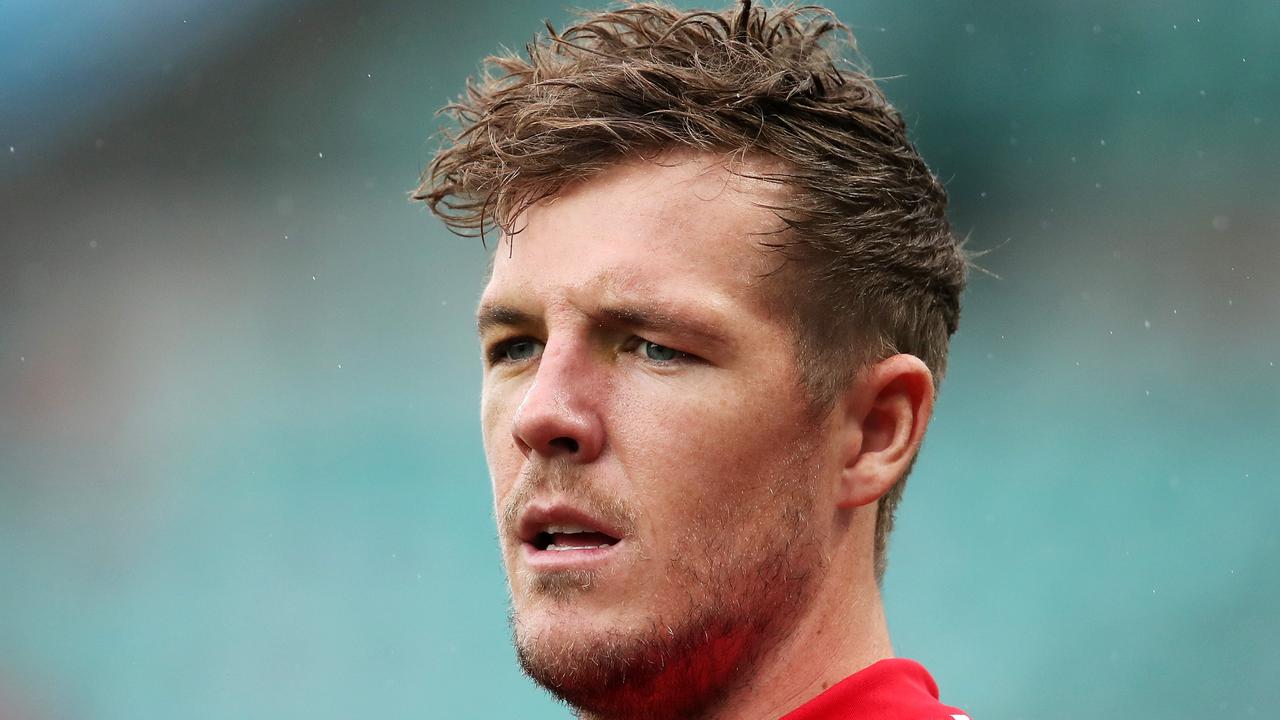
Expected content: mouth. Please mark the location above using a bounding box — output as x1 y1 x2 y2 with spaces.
531 524 621 551
516 503 625 569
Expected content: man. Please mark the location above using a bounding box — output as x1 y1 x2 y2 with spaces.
416 2 970 718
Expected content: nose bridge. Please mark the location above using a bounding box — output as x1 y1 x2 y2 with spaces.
520 337 581 416
511 331 604 461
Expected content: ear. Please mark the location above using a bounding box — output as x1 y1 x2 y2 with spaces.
833 354 936 509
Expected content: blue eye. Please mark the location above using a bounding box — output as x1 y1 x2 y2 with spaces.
492 338 543 363
639 340 680 362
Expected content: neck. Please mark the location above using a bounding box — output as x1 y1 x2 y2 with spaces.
588 512 891 720
575 507 891 720
578 592 890 720
701 566 893 720
694 502 893 720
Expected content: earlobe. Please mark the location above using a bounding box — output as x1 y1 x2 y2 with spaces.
833 354 935 509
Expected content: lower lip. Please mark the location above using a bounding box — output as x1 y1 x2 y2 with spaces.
520 540 623 570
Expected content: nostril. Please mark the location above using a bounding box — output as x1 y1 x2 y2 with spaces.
549 437 580 453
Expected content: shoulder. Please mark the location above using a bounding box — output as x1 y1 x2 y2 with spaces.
781 658 971 720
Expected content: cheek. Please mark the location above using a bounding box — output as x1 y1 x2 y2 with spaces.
613 376 807 514
480 383 522 498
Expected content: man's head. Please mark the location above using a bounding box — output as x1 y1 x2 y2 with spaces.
417 2 965 717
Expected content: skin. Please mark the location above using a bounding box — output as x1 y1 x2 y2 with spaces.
476 151 936 720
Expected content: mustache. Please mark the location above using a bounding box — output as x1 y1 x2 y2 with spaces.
499 463 639 539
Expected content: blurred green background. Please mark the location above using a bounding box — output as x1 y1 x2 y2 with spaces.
1 1 1276 718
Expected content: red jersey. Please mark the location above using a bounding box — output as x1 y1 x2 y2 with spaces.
780 658 970 720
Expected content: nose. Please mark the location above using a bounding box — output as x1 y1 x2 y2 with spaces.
510 343 605 462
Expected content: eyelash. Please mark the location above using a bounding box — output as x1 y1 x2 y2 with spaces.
485 336 695 366
486 337 542 366
622 337 692 364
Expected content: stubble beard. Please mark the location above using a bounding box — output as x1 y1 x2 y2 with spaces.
508 458 827 720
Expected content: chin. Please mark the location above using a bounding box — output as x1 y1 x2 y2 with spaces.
512 601 753 720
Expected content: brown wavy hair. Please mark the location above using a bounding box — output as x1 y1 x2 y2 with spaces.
415 0 967 582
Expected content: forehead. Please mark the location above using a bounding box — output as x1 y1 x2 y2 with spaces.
482 153 790 312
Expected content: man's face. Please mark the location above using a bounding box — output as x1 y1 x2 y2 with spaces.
477 154 840 717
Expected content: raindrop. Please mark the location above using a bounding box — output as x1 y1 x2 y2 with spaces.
318 151 324 158
89 240 98 249
337 363 343 369
7 146 13 153
1100 138 1107 146
964 23 975 34
1143 320 1151 329
1212 215 1230 232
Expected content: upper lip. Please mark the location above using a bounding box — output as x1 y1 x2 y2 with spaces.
516 500 625 544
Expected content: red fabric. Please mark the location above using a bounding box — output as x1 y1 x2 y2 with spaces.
779 658 969 720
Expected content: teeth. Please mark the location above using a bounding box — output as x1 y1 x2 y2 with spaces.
546 543 613 551
545 524 594 534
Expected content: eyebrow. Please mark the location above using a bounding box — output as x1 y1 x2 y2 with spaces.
595 305 728 347
476 301 730 348
476 304 538 336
